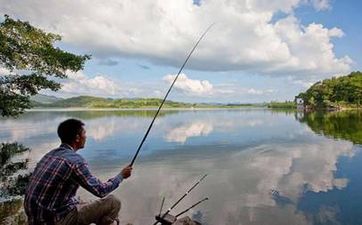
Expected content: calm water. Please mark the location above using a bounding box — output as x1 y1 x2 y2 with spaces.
1 109 362 225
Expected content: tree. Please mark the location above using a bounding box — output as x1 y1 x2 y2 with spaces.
0 15 90 117
296 71 362 110
0 15 89 203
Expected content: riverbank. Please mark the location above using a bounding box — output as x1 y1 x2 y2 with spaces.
27 106 266 112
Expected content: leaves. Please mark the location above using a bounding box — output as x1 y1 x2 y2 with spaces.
296 71 362 109
0 15 90 117
0 143 29 167
0 143 30 199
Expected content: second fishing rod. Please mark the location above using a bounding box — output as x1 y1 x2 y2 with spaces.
154 174 208 225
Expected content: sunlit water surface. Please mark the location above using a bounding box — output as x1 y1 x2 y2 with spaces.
1 109 362 225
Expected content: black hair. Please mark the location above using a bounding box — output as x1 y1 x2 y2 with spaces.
57 119 85 144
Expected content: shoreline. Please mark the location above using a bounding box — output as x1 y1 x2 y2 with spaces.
27 106 267 112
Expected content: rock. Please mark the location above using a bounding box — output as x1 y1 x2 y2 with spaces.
172 216 201 225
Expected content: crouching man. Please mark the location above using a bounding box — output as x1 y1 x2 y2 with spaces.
24 119 132 225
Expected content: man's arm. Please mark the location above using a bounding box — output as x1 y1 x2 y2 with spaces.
73 163 131 198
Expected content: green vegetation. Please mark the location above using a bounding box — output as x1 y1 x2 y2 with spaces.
296 71 362 110
298 110 362 144
0 143 30 199
31 95 263 109
0 143 29 224
267 101 296 109
0 14 89 200
0 15 89 223
32 96 194 108
0 15 89 117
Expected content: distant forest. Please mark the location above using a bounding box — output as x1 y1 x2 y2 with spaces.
31 71 362 110
31 96 254 109
296 71 362 109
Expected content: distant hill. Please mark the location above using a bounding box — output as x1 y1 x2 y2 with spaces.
32 96 197 108
296 71 362 109
30 95 263 109
30 94 63 105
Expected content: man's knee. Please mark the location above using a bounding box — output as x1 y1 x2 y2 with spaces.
105 194 121 212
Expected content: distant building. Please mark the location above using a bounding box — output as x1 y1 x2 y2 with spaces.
295 97 304 111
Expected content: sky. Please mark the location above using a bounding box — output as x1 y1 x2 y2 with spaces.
0 0 361 103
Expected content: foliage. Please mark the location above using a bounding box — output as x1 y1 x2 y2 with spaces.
0 143 30 199
32 95 265 109
267 101 296 109
296 71 362 109
0 15 90 117
0 15 90 222
33 96 194 108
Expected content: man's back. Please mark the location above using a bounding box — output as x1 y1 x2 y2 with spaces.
24 119 129 225
24 144 83 224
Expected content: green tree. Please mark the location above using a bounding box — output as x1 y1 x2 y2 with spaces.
296 71 362 110
0 15 90 117
0 15 90 223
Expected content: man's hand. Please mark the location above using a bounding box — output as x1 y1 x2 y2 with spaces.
121 165 132 179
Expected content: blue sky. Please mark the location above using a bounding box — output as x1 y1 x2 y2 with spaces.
0 0 361 103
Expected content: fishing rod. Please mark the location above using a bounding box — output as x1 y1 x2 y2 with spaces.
153 174 208 225
130 24 214 167
159 196 166 216
175 197 209 218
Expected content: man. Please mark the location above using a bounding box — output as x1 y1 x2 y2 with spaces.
24 118 132 225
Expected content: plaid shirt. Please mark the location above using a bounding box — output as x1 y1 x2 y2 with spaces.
24 144 122 225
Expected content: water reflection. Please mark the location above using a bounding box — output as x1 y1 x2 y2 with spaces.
102 139 352 225
296 110 362 145
165 121 213 143
1 109 361 225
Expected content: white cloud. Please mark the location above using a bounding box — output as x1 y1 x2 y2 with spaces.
247 88 275 95
163 73 213 95
60 71 122 97
212 84 276 99
0 0 352 80
272 16 351 77
310 0 331 11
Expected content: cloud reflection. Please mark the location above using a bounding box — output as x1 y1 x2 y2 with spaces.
165 121 213 143
77 138 354 225
0 110 356 224
162 111 268 143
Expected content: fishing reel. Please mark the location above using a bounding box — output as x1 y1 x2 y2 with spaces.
153 175 208 225
155 214 177 225
155 203 206 225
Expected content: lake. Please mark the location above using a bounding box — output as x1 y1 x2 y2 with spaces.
1 109 362 225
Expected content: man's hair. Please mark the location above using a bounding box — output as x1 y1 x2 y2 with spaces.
57 119 85 144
